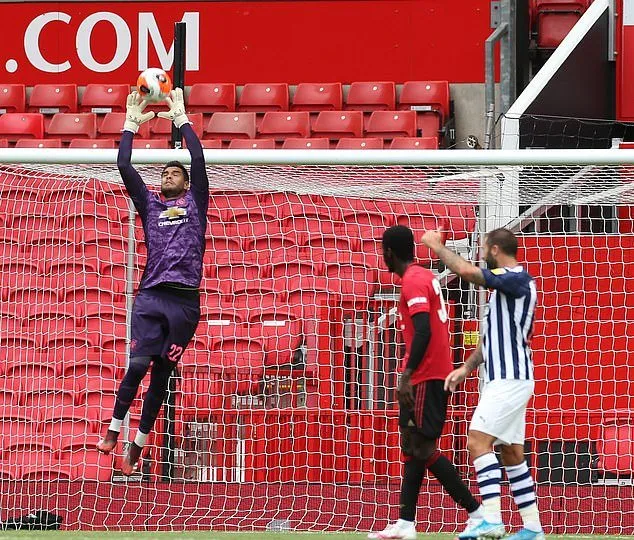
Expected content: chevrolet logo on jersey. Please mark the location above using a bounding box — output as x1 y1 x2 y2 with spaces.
158 206 189 227
159 207 188 219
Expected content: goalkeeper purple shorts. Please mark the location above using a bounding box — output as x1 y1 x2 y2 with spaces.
129 285 200 363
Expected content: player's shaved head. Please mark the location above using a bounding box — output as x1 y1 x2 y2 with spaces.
383 226 415 274
485 228 518 257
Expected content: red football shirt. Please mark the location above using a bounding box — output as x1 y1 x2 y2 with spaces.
398 264 452 385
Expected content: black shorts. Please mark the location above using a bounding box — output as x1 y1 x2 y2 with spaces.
130 285 200 362
399 379 448 454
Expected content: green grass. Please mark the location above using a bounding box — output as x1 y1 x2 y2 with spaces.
0 533 631 540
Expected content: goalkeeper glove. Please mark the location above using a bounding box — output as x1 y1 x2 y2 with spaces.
157 88 191 129
123 91 155 133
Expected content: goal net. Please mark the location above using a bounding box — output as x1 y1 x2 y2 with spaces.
0 148 633 535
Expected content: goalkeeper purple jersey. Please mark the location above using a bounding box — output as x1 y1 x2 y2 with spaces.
117 124 208 290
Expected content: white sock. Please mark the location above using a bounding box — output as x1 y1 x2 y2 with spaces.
505 462 542 533
134 430 148 448
473 453 502 523
108 418 123 433
469 504 484 520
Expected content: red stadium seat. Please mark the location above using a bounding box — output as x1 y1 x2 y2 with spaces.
248 309 303 366
345 81 396 111
281 138 330 149
597 417 634 475
28 84 77 114
228 138 276 149
210 336 267 372
238 83 289 112
258 112 311 140
0 84 26 113
205 112 256 140
399 81 451 125
214 264 263 286
365 111 417 139
204 236 254 265
6 288 59 315
326 264 378 306
336 137 384 149
14 138 62 148
22 391 77 414
23 238 76 264
99 112 150 139
22 309 78 338
291 83 342 111
150 113 204 139
390 137 439 149
535 0 588 48
343 208 396 239
47 113 97 141
0 139 7 147
61 357 118 382
0 113 44 141
132 138 170 149
69 138 116 148
187 83 236 114
417 114 442 138
312 111 363 141
81 237 128 268
398 81 448 138
84 306 127 339
80 84 129 113
65 449 113 481
198 139 223 149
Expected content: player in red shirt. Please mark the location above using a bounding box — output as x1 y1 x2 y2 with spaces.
368 226 482 540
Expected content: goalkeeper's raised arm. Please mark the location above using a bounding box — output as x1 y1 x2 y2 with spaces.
158 88 209 218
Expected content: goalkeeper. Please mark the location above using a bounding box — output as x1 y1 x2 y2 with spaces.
96 90 208 475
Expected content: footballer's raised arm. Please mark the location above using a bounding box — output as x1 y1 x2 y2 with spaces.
422 229 486 287
117 129 150 216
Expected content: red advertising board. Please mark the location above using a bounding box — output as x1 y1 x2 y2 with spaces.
618 0 634 120
1 1 491 86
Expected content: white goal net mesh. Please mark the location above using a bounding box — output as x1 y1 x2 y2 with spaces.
0 155 633 534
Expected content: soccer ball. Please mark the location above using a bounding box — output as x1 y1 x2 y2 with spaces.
137 68 172 102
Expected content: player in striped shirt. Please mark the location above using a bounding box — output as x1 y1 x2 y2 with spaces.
422 228 543 540
368 226 483 540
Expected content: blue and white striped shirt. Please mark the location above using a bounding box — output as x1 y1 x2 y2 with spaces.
481 266 537 382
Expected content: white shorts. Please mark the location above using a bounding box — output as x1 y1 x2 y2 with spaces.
469 379 535 446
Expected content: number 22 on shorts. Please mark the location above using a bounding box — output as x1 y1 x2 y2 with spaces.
167 344 184 362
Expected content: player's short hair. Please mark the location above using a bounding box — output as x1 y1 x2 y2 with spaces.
486 228 518 256
162 161 190 185
382 225 415 262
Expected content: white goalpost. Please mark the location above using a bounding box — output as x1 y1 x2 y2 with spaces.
0 147 633 534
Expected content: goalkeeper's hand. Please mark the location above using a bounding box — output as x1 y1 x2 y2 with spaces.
123 91 155 133
157 88 191 129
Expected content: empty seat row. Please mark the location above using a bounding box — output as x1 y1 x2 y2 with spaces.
0 110 439 145
0 81 449 118
1 136 439 150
